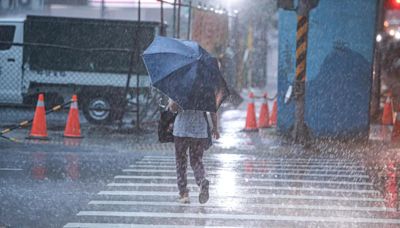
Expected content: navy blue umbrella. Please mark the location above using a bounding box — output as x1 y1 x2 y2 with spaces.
142 36 229 112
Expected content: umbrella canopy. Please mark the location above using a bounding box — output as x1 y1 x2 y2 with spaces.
142 36 229 112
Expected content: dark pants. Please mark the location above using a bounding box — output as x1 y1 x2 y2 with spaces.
174 136 207 196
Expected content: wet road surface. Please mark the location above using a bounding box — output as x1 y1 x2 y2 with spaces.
1 100 400 227
0 142 141 228
62 154 399 228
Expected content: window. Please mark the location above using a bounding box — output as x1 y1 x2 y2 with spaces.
0 25 15 50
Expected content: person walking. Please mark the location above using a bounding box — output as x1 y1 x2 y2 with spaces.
167 99 220 204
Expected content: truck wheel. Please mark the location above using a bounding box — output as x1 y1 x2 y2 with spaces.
82 95 113 125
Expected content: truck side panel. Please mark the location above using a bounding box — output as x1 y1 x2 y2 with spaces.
0 22 24 104
23 16 158 75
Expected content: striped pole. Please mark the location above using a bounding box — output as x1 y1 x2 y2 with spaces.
295 16 308 82
293 15 310 143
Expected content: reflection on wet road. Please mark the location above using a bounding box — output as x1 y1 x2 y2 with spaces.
0 144 139 228
64 154 400 228
216 109 262 151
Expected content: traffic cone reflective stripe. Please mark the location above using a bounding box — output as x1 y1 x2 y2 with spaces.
64 95 83 138
71 100 78 109
382 95 394 125
258 93 270 128
28 94 49 140
244 92 258 131
270 99 277 126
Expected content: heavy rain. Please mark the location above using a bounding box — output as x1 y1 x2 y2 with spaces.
0 0 399 227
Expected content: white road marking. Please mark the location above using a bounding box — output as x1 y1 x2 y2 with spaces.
106 183 378 193
113 175 373 185
121 169 369 178
139 159 362 165
140 159 362 165
64 155 390 227
64 223 236 228
141 156 361 163
134 161 364 169
88 200 395 212
76 211 400 224
98 190 383 202
128 165 367 174
0 168 23 171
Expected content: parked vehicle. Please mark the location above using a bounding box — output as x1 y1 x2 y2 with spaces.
0 15 159 124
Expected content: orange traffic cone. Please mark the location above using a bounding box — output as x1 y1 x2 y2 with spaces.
244 92 258 131
27 94 48 140
64 95 83 138
391 110 400 142
258 93 270 128
380 93 394 141
382 94 394 125
269 99 277 126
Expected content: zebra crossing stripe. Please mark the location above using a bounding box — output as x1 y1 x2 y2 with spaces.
129 165 365 172
64 223 237 228
76 211 400 224
65 154 390 227
113 175 373 186
139 157 359 160
139 159 362 166
141 156 360 162
129 165 367 173
137 161 363 166
135 160 363 166
98 190 383 202
139 161 361 166
132 162 365 169
106 183 378 194
88 200 395 212
121 169 369 178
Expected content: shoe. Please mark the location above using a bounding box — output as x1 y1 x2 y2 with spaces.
179 192 190 204
199 179 209 204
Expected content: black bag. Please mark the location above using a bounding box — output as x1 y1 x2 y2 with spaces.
158 108 176 143
203 112 213 150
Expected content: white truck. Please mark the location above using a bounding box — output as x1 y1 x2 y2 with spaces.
0 15 158 124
